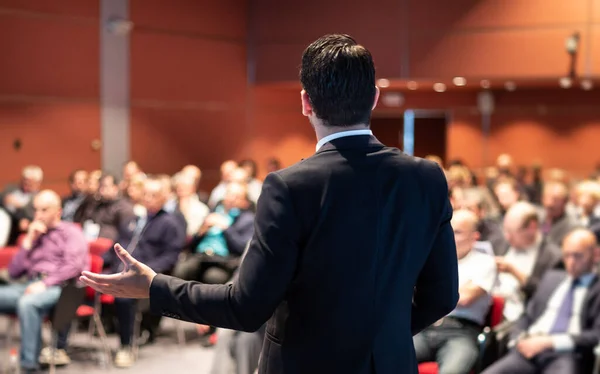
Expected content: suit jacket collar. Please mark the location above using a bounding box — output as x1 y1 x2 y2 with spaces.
315 135 385 155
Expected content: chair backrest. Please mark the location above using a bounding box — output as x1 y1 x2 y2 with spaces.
88 237 113 256
489 295 505 327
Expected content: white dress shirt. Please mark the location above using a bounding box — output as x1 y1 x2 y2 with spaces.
528 272 596 352
315 129 373 152
449 249 497 326
494 237 541 321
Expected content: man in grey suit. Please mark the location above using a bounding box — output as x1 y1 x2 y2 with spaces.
483 228 600 374
79 34 459 374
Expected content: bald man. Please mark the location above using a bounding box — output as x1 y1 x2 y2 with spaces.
208 160 239 209
541 182 579 247
483 228 600 374
0 190 88 373
413 209 497 374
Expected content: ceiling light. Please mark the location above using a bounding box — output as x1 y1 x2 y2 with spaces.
504 81 516 91
377 78 390 88
559 77 572 89
433 83 446 92
407 81 418 90
480 80 491 89
452 77 467 86
581 79 593 90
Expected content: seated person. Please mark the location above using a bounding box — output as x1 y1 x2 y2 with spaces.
0 165 43 245
173 181 254 284
102 177 186 368
540 182 580 248
482 228 600 374
61 169 88 222
0 190 88 374
74 173 135 241
493 202 562 321
413 209 497 374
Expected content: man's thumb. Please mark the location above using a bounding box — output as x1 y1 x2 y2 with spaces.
114 243 135 266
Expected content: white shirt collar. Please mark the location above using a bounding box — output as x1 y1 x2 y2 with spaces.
315 129 373 152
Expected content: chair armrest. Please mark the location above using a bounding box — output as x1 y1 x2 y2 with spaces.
492 319 517 340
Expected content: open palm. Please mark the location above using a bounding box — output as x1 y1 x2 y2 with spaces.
80 243 157 298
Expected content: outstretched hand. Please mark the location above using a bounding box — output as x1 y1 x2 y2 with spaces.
80 243 157 299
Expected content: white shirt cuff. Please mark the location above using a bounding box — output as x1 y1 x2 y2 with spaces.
551 334 575 352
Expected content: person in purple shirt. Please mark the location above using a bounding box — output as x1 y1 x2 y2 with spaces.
0 189 88 374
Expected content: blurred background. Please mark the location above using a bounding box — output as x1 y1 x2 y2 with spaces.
2 0 599 193
2 1 600 373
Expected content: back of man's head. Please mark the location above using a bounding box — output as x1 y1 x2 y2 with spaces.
300 34 377 127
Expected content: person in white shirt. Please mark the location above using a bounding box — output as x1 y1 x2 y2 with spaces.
414 209 497 374
493 202 562 321
482 228 600 374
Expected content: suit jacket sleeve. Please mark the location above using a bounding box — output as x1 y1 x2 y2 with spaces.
149 172 300 332
411 164 460 336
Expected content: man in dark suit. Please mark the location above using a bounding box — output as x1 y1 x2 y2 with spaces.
80 34 459 374
483 228 600 374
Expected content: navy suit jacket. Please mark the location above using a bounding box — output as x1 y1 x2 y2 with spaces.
148 135 459 374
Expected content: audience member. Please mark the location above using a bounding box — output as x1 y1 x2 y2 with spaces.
208 160 238 209
493 202 562 321
483 228 600 374
0 165 43 245
74 173 135 242
540 182 580 247
61 169 88 222
173 181 254 284
173 172 209 237
0 190 88 374
414 209 497 374
102 177 186 368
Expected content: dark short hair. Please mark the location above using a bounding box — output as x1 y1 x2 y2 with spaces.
239 159 258 178
99 173 119 186
300 34 376 127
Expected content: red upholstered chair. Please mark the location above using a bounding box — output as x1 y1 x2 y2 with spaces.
418 295 505 374
88 237 114 256
0 247 18 269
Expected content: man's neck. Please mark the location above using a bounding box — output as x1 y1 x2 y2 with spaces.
314 123 370 143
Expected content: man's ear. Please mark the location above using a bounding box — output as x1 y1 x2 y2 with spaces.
301 90 313 117
372 86 380 110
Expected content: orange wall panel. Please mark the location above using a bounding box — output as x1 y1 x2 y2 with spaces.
0 16 99 97
130 33 246 103
0 101 100 194
130 0 247 40
130 106 248 187
0 0 99 18
409 28 579 79
408 0 589 30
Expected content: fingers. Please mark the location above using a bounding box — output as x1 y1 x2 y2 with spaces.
81 270 122 282
114 243 137 267
79 275 114 295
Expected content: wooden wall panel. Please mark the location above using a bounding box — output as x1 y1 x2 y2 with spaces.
408 0 588 30
130 32 246 103
0 101 101 194
0 2 100 193
130 0 246 40
0 0 100 18
130 106 247 189
0 16 99 97
251 0 600 82
409 28 579 79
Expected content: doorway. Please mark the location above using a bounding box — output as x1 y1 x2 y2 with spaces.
404 110 448 164
370 117 403 149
